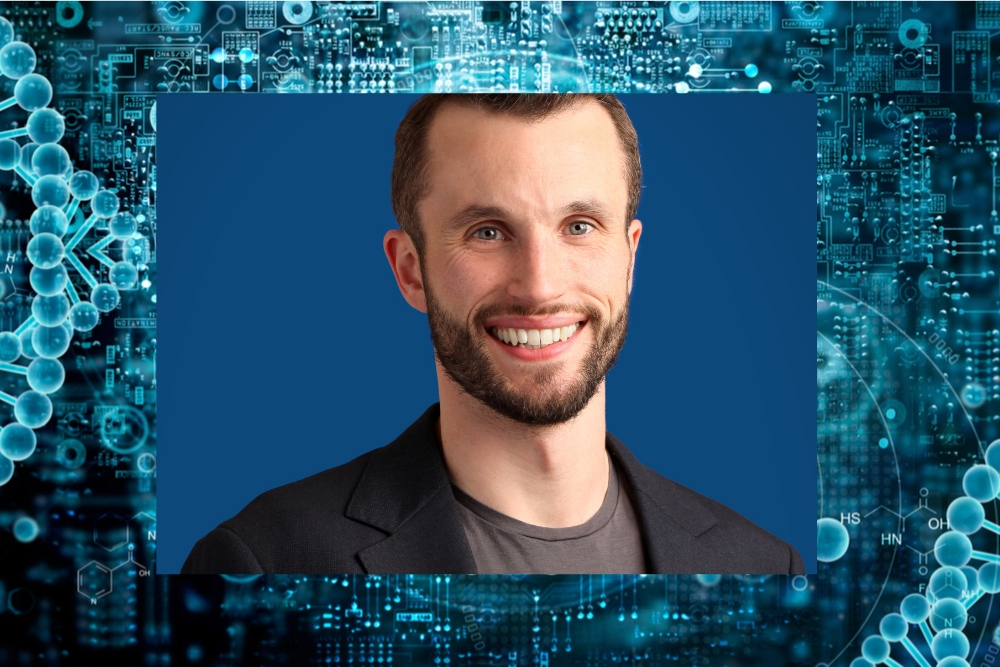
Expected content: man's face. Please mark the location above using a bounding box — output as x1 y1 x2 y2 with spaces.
415 101 641 426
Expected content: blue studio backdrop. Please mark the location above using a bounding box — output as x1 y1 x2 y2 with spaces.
157 93 817 572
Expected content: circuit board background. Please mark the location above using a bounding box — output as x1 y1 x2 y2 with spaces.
1 1 999 666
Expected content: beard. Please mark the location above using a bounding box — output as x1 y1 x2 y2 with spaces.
424 281 630 427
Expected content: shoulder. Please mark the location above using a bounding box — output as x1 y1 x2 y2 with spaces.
181 449 384 574
644 471 806 574
609 439 806 575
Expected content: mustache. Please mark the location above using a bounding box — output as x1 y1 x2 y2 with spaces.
472 302 603 328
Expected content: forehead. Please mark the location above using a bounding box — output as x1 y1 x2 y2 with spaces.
420 100 628 223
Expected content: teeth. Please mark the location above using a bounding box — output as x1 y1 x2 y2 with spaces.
490 322 581 349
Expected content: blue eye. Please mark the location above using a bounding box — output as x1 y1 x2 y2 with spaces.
567 221 593 235
472 226 505 240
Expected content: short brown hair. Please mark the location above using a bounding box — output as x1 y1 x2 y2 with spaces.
390 94 642 256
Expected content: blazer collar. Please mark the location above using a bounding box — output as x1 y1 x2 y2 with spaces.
605 432 719 572
346 403 720 574
346 403 479 573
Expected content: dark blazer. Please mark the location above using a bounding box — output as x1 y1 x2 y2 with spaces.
182 404 806 575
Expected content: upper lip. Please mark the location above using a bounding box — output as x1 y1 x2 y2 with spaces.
483 316 587 329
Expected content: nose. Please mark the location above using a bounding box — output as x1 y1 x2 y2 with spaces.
504 229 566 306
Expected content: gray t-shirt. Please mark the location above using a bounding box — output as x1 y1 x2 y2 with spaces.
450 451 648 574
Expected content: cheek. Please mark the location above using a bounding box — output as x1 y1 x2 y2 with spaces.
432 251 502 305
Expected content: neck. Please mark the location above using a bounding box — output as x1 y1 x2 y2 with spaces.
435 366 610 528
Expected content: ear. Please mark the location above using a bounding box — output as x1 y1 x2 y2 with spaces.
384 228 428 313
626 219 642 294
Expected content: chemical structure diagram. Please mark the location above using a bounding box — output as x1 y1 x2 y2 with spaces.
76 510 155 604
863 487 943 576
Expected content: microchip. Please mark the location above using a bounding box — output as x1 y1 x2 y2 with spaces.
482 5 505 24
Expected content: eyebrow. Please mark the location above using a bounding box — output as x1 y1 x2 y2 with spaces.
444 205 514 233
444 198 619 232
559 198 617 223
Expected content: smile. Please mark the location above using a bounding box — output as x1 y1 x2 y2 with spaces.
488 322 583 350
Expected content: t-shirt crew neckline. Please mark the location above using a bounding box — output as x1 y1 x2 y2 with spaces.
449 451 618 541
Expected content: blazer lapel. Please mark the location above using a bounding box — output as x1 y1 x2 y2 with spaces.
606 432 720 573
346 404 478 574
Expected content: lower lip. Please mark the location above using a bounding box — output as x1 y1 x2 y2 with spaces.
486 323 585 361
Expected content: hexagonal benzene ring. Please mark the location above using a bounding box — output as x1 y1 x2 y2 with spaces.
93 512 128 551
127 511 156 548
77 560 113 603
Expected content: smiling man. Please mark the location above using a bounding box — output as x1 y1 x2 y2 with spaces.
181 94 805 575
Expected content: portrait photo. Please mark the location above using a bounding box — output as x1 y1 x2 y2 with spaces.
157 92 817 574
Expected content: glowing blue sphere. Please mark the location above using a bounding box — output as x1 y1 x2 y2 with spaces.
0 138 20 170
0 41 36 79
68 301 99 332
91 284 120 313
31 323 71 359
19 141 37 171
928 566 969 603
68 170 98 200
26 108 65 144
0 331 20 362
0 17 13 49
29 264 68 297
935 532 973 568
849 659 874 667
91 190 119 218
929 598 967 633
963 464 1000 501
14 73 52 111
0 452 12 485
900 592 930 623
860 636 889 664
31 174 69 207
980 563 1000 594
931 628 969 660
31 143 71 178
960 565 979 595
947 496 985 535
26 232 64 269
18 328 37 359
0 423 35 460
817 517 850 562
12 516 38 542
109 211 137 239
695 574 721 587
937 657 970 667
986 439 1000 471
14 390 52 428
27 357 64 394
878 613 907 642
109 261 137 289
31 294 69 326
29 205 68 237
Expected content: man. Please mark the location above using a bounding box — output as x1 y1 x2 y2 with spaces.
182 94 806 575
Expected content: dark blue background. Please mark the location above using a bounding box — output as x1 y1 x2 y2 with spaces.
157 93 817 573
